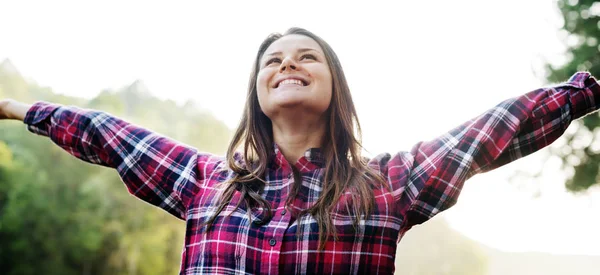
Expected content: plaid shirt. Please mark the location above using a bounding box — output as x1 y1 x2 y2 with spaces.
24 72 599 275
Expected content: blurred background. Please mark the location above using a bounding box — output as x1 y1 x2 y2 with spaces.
1 0 600 274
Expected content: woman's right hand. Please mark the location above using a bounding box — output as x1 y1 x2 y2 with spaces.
0 99 30 121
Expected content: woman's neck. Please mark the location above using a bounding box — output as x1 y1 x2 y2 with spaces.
271 115 326 165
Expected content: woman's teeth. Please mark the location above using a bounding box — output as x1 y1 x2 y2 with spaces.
279 79 304 87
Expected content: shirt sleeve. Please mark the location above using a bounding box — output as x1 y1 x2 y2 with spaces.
380 72 600 234
23 102 222 220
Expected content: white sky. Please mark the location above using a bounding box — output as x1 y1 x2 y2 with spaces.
2 0 600 255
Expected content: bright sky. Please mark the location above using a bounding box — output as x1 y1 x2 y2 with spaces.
2 0 600 255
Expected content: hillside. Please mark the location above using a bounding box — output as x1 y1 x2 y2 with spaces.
484 246 600 275
397 215 600 275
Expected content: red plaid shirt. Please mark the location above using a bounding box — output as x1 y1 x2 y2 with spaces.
24 72 599 274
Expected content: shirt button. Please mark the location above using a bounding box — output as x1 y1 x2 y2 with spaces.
253 219 263 226
269 239 277 246
281 209 287 215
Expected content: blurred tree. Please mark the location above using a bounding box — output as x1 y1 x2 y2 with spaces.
0 59 230 274
545 0 600 191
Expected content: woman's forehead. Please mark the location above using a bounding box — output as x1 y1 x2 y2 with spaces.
264 34 323 55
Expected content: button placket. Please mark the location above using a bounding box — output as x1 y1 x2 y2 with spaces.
259 168 293 273
261 227 284 274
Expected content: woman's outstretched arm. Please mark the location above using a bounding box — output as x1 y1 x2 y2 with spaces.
373 72 600 235
0 99 222 220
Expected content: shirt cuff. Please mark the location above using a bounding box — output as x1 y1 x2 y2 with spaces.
558 72 600 120
23 101 62 136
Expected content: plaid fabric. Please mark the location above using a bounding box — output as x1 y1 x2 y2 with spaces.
23 72 600 275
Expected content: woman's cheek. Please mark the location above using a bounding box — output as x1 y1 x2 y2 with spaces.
256 70 271 89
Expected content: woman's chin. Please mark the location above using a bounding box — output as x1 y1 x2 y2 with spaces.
273 95 306 108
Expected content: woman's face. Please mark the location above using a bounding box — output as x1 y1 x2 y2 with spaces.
256 34 333 119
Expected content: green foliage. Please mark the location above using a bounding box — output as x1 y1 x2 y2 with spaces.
0 61 231 274
546 0 600 191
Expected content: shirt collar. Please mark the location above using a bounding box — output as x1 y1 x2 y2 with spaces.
273 143 324 173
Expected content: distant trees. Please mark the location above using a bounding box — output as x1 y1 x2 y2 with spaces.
0 59 230 274
545 0 600 191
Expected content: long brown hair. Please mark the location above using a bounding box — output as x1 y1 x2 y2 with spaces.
203 27 385 250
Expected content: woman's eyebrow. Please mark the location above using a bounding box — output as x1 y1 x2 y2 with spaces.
297 48 319 53
265 48 320 56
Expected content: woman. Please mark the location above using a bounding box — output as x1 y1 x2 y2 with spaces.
1 27 599 275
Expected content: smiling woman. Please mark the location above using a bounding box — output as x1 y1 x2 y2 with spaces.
1 27 600 275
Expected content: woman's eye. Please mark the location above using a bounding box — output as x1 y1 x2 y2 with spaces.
265 58 281 66
300 54 316 61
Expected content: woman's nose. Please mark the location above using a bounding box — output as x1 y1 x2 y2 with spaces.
279 57 298 73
